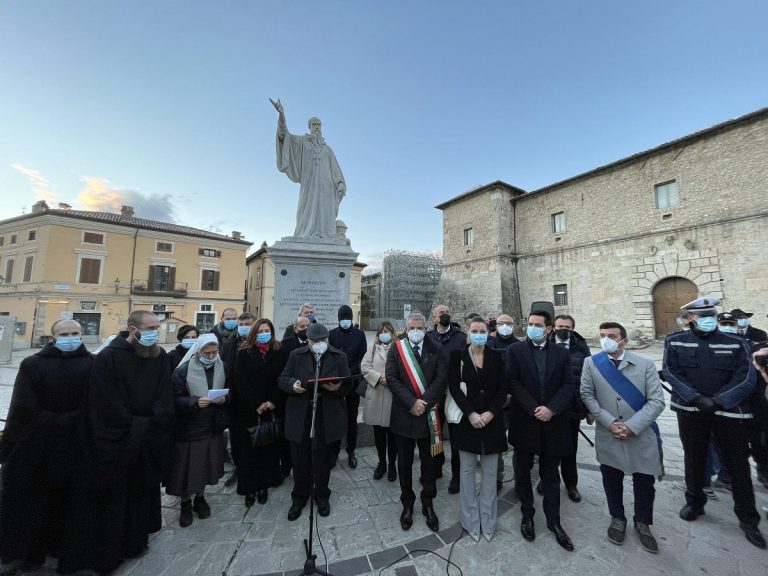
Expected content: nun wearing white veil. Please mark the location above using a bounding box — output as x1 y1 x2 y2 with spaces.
164 334 229 527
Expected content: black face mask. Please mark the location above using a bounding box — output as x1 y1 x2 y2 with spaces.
296 329 307 340
438 314 451 327
487 319 497 331
555 329 571 341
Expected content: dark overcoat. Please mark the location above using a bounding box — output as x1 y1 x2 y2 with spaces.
506 340 576 457
231 346 288 429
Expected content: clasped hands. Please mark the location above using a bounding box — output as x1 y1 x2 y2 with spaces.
533 405 554 422
609 420 635 440
197 396 225 408
410 399 428 416
256 401 275 414
468 411 494 429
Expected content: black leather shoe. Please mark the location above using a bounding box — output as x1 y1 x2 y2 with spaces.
348 453 358 469
536 480 544 495
179 501 193 528
244 494 256 507
740 523 767 549
547 523 574 551
257 489 268 505
387 463 397 482
287 501 305 521
422 505 439 532
373 462 386 480
193 496 211 519
317 501 330 517
448 478 460 494
566 487 581 503
400 507 414 530
521 518 535 541
679 504 705 521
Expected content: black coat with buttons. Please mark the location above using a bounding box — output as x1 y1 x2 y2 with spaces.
447 346 508 455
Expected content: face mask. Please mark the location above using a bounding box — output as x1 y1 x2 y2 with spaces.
306 313 315 322
54 336 82 352
136 329 159 347
438 314 451 327
181 338 196 349
199 355 217 366
237 325 251 338
497 324 513 337
737 318 750 329
339 319 352 330
256 332 272 344
526 326 546 343
719 325 738 334
695 317 718 332
408 329 425 345
600 337 620 354
378 332 392 344
311 341 328 355
223 319 238 330
470 333 488 346
555 329 571 341
296 329 307 340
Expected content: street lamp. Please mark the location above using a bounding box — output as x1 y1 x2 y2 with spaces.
114 277 121 294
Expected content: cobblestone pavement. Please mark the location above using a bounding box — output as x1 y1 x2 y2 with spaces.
2 343 768 575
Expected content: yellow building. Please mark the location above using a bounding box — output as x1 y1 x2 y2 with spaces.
0 201 252 348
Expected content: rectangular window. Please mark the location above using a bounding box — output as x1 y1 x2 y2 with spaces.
551 212 565 234
22 256 33 282
10 234 17 244
199 248 221 258
553 284 568 306
463 228 474 246
27 230 36 241
655 180 679 209
78 257 102 284
0 237 4 246
200 304 213 312
156 241 173 253
4 259 14 283
153 304 167 312
83 231 105 244
201 269 220 291
151 265 172 291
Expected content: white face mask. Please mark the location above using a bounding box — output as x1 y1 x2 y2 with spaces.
600 337 621 354
407 329 425 345
497 324 513 337
311 341 328 355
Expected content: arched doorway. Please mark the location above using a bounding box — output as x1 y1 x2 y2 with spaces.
652 277 698 337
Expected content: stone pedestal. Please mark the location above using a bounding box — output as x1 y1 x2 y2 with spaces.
268 236 359 334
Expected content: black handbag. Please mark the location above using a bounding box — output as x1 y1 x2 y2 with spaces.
247 412 283 448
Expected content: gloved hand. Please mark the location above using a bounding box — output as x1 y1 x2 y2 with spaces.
692 396 720 414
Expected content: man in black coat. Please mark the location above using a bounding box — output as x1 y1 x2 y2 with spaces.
329 304 368 468
507 310 577 551
731 308 768 344
487 313 520 353
278 323 351 520
386 312 448 532
0 320 92 573
210 307 239 346
281 315 311 355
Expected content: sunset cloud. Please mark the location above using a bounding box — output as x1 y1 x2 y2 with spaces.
76 176 176 222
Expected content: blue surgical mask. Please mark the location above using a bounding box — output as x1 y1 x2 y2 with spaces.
737 318 750 329
237 325 251 338
470 333 488 346
378 332 392 344
54 336 82 352
719 325 738 334
181 338 196 349
136 329 159 347
527 325 546 343
306 313 315 322
695 317 718 332
256 332 272 344
199 355 217 366
223 319 238 330
339 319 352 330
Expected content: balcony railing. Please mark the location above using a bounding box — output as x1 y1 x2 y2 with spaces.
131 280 188 297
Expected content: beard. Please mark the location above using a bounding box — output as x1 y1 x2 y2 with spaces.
310 129 324 145
128 337 162 358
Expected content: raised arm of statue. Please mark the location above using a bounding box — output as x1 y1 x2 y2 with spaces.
270 98 287 140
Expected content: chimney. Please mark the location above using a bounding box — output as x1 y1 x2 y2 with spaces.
31 200 49 214
231 231 242 240
58 202 72 210
120 205 135 220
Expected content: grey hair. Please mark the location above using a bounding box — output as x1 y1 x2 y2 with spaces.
406 312 427 326
298 303 315 314
430 304 448 317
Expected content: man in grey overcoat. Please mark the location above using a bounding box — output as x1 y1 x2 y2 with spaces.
581 321 665 553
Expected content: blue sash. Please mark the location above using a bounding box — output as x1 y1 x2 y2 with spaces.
592 352 664 476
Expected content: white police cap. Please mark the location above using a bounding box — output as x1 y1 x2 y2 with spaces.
680 296 720 313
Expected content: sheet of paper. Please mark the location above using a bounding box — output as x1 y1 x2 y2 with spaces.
207 388 229 400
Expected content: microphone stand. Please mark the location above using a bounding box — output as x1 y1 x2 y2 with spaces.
302 351 333 576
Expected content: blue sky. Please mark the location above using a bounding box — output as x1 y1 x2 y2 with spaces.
1 1 766 269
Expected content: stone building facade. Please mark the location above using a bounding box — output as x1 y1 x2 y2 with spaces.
436 107 768 339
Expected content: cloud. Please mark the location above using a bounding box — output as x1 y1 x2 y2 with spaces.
76 176 176 222
11 164 57 204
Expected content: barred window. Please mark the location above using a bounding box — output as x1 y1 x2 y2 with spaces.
553 284 568 306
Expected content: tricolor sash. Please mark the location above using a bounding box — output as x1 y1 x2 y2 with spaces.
396 338 444 456
593 352 664 478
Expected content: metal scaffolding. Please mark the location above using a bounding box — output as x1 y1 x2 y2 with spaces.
380 250 442 319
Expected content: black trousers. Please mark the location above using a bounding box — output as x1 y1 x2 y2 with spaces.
677 411 760 526
345 394 360 454
373 425 397 466
559 417 581 489
395 434 437 508
290 409 333 505
600 464 655 524
514 449 561 524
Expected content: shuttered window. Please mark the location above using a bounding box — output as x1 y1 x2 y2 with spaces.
22 256 33 282
78 258 101 284
201 269 220 291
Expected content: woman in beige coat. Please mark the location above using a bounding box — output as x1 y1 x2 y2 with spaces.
362 321 397 481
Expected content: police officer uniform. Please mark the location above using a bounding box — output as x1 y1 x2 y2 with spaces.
663 297 766 549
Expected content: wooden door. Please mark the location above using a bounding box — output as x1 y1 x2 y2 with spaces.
652 277 698 337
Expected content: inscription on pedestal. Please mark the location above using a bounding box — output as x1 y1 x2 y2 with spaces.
273 265 350 334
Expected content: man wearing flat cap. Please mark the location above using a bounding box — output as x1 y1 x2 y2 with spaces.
278 324 351 521
663 297 766 548
730 308 768 345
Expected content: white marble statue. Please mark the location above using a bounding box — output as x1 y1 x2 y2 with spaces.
270 98 346 239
